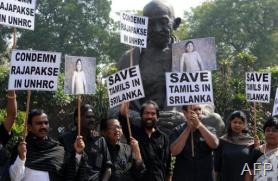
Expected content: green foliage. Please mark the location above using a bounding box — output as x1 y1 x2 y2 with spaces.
213 51 278 137
91 83 109 124
186 0 278 67
0 110 25 145
173 18 189 40
14 0 124 64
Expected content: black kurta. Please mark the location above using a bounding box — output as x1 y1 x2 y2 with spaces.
214 139 254 181
59 131 112 181
107 142 145 181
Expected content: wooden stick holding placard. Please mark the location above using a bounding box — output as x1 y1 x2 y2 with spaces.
125 48 133 138
191 132 195 157
77 96 81 136
253 102 257 136
13 28 16 48
23 90 31 140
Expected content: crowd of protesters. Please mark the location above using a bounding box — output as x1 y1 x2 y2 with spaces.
0 91 277 181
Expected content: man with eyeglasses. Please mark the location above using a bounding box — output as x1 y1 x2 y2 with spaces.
9 109 80 181
101 118 145 181
120 100 171 181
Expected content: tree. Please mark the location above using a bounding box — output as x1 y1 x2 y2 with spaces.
0 0 127 138
185 0 278 67
182 0 278 137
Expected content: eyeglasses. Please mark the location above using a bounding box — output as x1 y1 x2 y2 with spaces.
107 125 122 131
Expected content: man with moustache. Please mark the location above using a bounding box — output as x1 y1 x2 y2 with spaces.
59 104 112 181
101 118 145 181
170 104 219 181
9 109 83 181
120 101 171 181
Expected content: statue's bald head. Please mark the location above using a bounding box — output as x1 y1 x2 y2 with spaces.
142 0 180 49
143 0 175 19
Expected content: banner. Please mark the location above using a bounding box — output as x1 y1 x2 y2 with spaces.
107 65 145 108
8 50 61 91
0 0 36 30
166 71 213 106
246 72 271 103
120 12 148 48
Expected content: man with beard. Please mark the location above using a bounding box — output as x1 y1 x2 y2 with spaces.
59 104 112 181
119 101 171 181
9 109 82 181
117 0 181 112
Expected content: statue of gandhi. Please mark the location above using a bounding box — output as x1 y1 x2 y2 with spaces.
118 0 181 112
113 0 224 137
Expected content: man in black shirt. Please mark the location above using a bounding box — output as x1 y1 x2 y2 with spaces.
0 91 17 179
170 104 219 181
120 100 171 181
59 104 112 181
101 118 145 181
0 91 17 145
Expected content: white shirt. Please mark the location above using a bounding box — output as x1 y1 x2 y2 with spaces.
9 154 82 181
9 156 50 181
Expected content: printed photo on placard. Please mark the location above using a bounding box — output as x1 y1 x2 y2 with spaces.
64 56 96 95
172 37 216 72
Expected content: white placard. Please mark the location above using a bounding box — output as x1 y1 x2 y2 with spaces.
166 71 213 106
272 88 278 116
8 49 61 91
0 0 36 30
120 12 148 48
107 65 145 108
246 72 271 103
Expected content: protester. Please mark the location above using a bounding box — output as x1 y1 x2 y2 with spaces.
120 101 171 181
0 91 17 145
101 118 145 181
59 104 112 181
170 104 219 181
244 117 278 181
179 41 204 72
214 110 258 181
0 91 17 179
9 109 80 181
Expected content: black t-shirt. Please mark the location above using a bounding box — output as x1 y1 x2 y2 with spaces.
170 123 215 181
214 139 254 181
0 124 10 146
